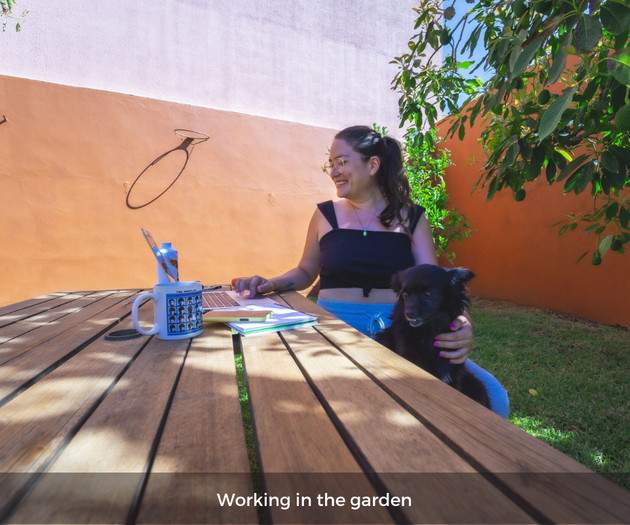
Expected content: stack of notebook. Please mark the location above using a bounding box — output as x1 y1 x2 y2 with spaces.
202 289 317 336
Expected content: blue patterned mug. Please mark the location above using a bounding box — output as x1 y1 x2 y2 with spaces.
132 281 203 340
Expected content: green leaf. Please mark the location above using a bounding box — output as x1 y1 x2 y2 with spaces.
602 169 626 193
440 28 452 45
509 30 529 73
575 14 602 53
574 161 595 194
538 86 577 142
614 103 630 131
486 177 499 201
599 235 613 257
610 144 630 165
620 206 630 229
546 159 557 183
513 0 528 17
576 250 589 263
582 78 600 101
564 168 581 193
511 36 545 79
608 49 630 86
505 142 520 166
534 0 553 14
614 29 629 50
605 202 619 221
600 1 630 36
557 153 590 182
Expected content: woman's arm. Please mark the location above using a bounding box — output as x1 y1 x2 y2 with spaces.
412 212 473 364
411 214 439 266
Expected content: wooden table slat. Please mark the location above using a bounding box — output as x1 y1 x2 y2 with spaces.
280 327 534 524
0 290 143 401
137 326 258 524
0 320 148 520
0 289 140 360
0 291 110 331
241 331 394 524
8 335 190 524
0 292 81 319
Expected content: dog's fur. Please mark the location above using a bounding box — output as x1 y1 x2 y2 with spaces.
377 264 490 408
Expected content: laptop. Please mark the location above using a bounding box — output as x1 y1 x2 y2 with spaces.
140 229 275 322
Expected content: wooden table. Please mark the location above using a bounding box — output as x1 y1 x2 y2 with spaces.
0 288 628 524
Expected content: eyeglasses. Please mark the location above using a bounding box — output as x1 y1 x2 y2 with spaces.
322 156 369 175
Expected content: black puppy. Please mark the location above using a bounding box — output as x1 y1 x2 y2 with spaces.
377 264 490 409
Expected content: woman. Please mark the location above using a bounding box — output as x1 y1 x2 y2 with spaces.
234 126 509 417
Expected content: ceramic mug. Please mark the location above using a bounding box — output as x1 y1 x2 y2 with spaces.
132 281 203 340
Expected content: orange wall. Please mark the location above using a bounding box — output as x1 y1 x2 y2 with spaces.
441 123 629 327
0 75 336 306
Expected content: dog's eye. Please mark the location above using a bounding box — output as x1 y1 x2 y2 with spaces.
423 290 432 298
401 292 408 301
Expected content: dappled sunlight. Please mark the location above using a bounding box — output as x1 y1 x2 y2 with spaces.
49 426 177 473
214 382 242 397
511 415 577 446
0 313 27 324
5 377 131 421
2 365 42 382
275 398 315 414
589 450 611 469
385 409 420 428
89 351 135 365
510 414 620 472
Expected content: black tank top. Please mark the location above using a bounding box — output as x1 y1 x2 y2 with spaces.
317 200 425 297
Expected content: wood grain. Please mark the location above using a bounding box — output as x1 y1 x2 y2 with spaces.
8 334 189 523
281 291 630 524
137 325 257 524
241 331 393 524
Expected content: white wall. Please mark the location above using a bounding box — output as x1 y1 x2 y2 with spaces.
1 0 419 136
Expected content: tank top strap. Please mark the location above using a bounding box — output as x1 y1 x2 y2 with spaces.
317 200 339 230
408 204 425 233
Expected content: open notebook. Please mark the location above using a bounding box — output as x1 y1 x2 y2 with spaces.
202 289 317 335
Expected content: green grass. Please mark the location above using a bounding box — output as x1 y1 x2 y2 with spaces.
470 298 630 489
234 353 259 475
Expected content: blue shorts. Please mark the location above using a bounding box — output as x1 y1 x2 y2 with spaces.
317 297 510 418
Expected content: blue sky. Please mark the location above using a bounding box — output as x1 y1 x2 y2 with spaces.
444 0 493 83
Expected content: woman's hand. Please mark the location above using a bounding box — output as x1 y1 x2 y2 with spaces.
434 315 473 364
233 275 276 298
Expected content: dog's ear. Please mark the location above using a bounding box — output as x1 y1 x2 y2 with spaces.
449 267 475 285
390 270 404 294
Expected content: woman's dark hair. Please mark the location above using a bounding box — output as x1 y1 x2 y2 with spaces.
335 125 413 232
